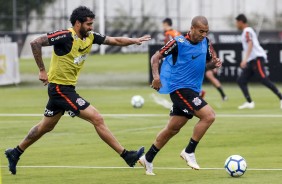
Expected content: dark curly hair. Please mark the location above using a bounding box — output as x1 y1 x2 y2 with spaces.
70 6 95 26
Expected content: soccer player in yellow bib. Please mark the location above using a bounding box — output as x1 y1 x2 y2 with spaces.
5 6 151 175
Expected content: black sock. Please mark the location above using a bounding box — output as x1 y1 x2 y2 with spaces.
246 97 252 103
120 149 128 158
278 92 282 100
216 86 226 98
14 145 24 158
145 144 159 163
185 138 199 154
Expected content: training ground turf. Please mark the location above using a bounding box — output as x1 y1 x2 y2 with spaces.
0 54 282 184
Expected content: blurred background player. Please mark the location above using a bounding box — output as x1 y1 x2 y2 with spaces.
162 18 227 101
235 14 282 109
139 16 222 175
162 18 181 44
4 6 150 175
205 53 228 101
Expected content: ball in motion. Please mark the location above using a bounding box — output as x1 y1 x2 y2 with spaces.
131 95 144 108
224 155 247 177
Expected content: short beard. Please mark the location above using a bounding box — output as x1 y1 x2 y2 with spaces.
80 29 88 38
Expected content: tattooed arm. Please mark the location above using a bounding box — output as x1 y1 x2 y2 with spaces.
103 35 151 46
30 35 50 85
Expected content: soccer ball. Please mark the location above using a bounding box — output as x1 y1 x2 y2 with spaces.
224 155 247 177
131 95 144 108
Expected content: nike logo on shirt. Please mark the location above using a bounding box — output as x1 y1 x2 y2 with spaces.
192 54 201 59
78 45 91 52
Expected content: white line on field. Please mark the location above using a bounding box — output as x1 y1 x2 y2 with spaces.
0 166 281 171
0 113 282 118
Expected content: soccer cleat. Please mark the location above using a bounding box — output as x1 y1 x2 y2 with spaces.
222 96 228 101
5 148 20 175
123 146 144 167
138 155 155 175
238 102 255 109
180 149 200 170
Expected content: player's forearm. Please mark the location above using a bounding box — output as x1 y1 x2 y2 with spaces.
30 40 45 71
151 53 161 79
30 35 50 71
104 37 137 46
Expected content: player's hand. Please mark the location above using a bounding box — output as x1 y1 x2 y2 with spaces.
135 35 151 45
240 60 247 69
212 57 222 68
39 70 49 86
212 68 218 74
151 78 162 91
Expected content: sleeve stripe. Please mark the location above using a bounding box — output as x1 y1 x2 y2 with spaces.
245 31 251 42
47 31 70 39
159 39 176 55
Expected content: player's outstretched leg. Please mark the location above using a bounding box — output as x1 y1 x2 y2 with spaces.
5 114 62 175
180 105 215 170
140 116 188 175
79 105 144 167
237 65 255 109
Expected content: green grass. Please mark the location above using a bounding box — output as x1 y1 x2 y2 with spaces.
1 53 282 184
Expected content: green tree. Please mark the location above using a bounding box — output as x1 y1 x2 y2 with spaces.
0 0 55 32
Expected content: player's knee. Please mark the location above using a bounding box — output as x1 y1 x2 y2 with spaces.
91 114 104 126
204 110 216 125
208 112 216 124
166 126 180 136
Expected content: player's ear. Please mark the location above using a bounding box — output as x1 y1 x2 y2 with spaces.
74 20 81 27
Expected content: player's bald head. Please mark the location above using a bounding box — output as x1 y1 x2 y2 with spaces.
191 16 208 27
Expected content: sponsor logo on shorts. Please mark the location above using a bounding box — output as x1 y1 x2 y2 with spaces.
192 97 202 106
68 110 76 117
170 106 174 113
182 109 189 114
44 108 54 117
76 98 86 106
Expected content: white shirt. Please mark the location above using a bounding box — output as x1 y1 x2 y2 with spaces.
241 27 267 62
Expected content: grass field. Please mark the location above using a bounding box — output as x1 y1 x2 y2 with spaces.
1 54 282 184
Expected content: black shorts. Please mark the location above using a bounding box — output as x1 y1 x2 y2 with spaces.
44 83 90 117
239 57 267 81
169 88 208 119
